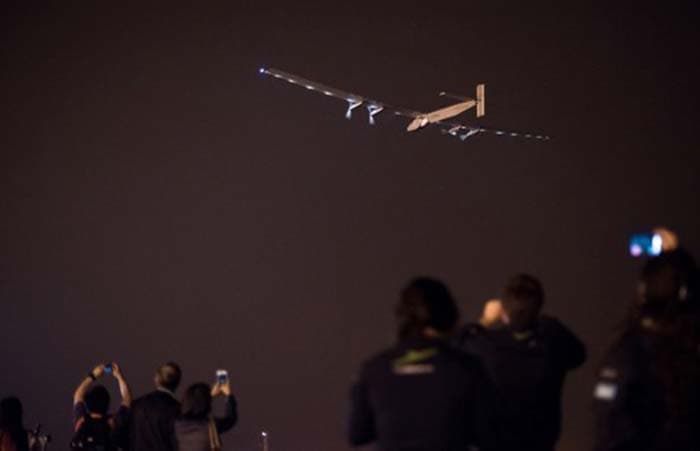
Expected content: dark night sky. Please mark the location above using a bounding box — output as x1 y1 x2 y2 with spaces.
2 2 699 450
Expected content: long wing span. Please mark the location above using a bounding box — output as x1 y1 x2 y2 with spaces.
259 67 550 141
259 67 422 120
436 119 551 141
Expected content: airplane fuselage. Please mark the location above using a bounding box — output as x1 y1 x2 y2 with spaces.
406 99 476 131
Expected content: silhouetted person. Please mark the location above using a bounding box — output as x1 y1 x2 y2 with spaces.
0 397 28 451
71 363 132 450
348 277 497 451
174 380 237 451
458 274 586 451
593 250 700 451
128 362 182 451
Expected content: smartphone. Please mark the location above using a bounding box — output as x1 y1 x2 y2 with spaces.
629 233 663 257
104 363 113 374
216 369 228 384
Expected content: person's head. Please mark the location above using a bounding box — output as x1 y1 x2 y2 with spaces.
181 383 212 420
396 277 459 339
155 361 182 392
84 385 110 416
637 251 694 320
0 397 23 429
501 274 544 332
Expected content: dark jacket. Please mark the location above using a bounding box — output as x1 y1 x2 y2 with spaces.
348 336 498 451
458 316 586 451
0 428 28 451
127 390 181 451
174 395 237 451
593 324 700 451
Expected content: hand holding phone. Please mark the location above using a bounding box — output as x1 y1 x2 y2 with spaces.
104 363 113 374
215 369 231 395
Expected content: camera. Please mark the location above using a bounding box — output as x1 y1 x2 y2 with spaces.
216 369 228 384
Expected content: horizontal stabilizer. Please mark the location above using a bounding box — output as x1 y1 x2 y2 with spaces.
439 92 471 101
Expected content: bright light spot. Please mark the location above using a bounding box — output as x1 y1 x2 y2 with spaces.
261 432 268 437
630 244 642 257
651 234 663 256
258 67 266 74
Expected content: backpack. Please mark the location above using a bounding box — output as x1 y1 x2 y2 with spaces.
70 415 112 451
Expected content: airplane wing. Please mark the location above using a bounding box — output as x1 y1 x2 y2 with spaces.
435 119 551 141
260 67 551 141
259 67 423 122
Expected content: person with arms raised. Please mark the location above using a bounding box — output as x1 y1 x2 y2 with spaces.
458 274 586 451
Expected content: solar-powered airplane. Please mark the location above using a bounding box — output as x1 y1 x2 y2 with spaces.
259 67 549 142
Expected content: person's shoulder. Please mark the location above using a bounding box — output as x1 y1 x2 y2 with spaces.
457 322 500 350
536 315 585 346
132 390 157 405
458 323 510 350
361 346 396 370
537 315 573 335
448 344 483 363
134 390 177 406
457 322 487 343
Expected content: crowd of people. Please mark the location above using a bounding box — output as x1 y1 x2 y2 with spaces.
0 363 237 451
2 232 699 451
349 232 700 451
71 362 238 451
348 274 587 451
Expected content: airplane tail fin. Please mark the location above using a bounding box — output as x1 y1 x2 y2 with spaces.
476 83 485 117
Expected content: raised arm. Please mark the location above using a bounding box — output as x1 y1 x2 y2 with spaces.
211 381 238 433
111 363 133 407
74 364 104 405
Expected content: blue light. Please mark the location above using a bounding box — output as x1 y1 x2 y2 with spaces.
258 67 266 74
